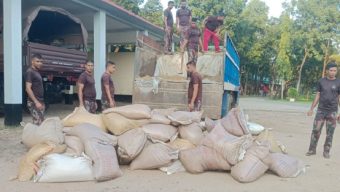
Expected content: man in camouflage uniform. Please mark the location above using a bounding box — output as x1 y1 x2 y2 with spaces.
78 60 97 113
25 54 45 125
163 1 175 54
181 18 203 63
101 61 116 110
307 63 340 159
176 0 192 47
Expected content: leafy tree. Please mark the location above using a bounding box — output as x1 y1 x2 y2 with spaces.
140 0 164 26
111 0 144 14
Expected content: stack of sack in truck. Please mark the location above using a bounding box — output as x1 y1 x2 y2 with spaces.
16 104 305 183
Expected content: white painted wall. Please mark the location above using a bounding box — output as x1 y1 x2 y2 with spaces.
107 52 135 95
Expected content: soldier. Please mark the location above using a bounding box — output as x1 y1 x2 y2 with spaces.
163 1 175 54
186 61 202 112
203 15 224 52
306 63 340 159
25 53 45 125
181 18 203 63
78 60 97 113
176 0 192 47
101 61 116 110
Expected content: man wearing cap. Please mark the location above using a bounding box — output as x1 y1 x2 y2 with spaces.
306 62 340 159
181 18 203 63
176 0 192 47
203 15 224 52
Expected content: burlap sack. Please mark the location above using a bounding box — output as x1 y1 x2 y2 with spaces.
103 104 151 120
179 123 204 145
220 108 249 136
202 122 253 165
63 123 117 146
142 124 178 142
18 141 67 181
22 117 64 148
256 129 285 153
150 112 171 125
204 117 218 132
130 143 179 170
168 111 203 126
117 129 147 164
62 107 107 132
151 108 177 116
263 153 305 178
180 146 231 174
169 138 195 151
102 112 149 136
85 140 122 181
64 136 84 156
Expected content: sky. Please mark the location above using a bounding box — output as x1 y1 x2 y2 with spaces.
159 0 285 18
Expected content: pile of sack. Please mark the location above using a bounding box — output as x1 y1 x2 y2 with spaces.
17 105 305 183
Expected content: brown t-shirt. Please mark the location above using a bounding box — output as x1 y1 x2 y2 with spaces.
187 26 201 49
188 72 202 104
205 16 223 31
164 8 174 27
317 77 340 113
78 71 96 101
25 67 44 102
176 8 191 26
101 72 115 102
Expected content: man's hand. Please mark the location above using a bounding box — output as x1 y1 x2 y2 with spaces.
177 26 181 34
307 110 314 116
110 101 116 108
337 115 340 124
188 103 194 111
35 101 44 110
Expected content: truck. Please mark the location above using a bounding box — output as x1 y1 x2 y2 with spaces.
0 6 88 112
133 32 240 119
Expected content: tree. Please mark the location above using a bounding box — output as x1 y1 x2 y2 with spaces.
140 0 164 26
111 0 144 14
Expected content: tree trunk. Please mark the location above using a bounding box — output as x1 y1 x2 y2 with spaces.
322 40 331 78
296 47 308 93
281 79 285 100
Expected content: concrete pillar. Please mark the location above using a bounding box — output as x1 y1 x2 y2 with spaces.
3 0 22 126
93 10 106 105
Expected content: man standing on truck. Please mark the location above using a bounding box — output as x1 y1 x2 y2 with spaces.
78 60 97 113
181 18 203 63
25 54 45 125
176 0 192 47
163 1 175 55
186 61 202 111
203 15 224 52
306 63 340 159
101 61 116 110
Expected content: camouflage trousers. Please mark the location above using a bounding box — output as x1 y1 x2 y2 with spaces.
84 100 97 114
308 110 337 152
27 100 45 125
188 47 198 63
164 27 173 53
189 100 202 112
179 25 190 47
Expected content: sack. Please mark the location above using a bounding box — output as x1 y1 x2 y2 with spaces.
150 112 171 125
180 146 231 174
169 138 195 151
130 143 179 170
22 117 64 148
204 117 218 132
168 111 203 126
103 104 151 119
179 123 204 145
248 122 265 135
159 160 186 175
220 108 249 136
152 108 177 116
202 122 253 165
256 129 286 153
18 141 67 181
142 124 178 142
63 123 117 146
263 153 305 178
102 112 148 136
64 136 84 156
34 153 93 182
62 107 107 132
117 129 147 164
85 140 122 181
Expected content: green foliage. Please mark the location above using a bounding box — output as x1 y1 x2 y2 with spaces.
140 0 164 26
288 88 298 99
111 0 144 14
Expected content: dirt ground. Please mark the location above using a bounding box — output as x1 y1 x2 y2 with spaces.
1 97 340 192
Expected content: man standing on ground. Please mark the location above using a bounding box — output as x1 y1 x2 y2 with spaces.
78 60 97 113
306 63 340 159
164 1 175 54
101 61 116 110
181 18 203 63
25 53 45 125
186 61 202 112
176 0 192 47
203 15 224 52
